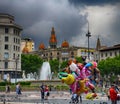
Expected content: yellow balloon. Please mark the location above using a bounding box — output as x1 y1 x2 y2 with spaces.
76 79 89 95
61 74 75 85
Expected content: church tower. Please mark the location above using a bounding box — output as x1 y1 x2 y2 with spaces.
49 27 57 48
96 37 101 51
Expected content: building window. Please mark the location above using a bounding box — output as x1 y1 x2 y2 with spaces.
5 27 9 34
101 53 103 57
5 36 9 42
4 52 9 59
50 53 52 56
5 44 9 50
13 45 15 51
105 53 107 57
57 52 59 55
110 52 112 56
13 53 15 59
4 62 8 69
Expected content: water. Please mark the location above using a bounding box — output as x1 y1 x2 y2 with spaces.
40 62 52 80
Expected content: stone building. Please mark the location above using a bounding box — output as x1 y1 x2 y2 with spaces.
0 13 22 81
29 27 95 62
94 37 120 62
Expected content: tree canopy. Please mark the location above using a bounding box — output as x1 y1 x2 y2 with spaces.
98 55 120 76
21 54 43 74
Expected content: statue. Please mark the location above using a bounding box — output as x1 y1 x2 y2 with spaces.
22 70 26 80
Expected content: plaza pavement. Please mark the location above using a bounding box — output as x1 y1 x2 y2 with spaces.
0 91 114 104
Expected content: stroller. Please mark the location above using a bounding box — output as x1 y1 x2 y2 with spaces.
69 93 79 104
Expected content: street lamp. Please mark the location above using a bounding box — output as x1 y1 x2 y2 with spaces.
86 22 91 60
14 56 19 83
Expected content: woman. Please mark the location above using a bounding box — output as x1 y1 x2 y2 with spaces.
44 85 49 100
16 83 22 95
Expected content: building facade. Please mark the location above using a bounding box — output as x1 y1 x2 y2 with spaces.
94 37 120 62
28 27 95 62
99 44 120 60
21 38 35 53
0 13 22 81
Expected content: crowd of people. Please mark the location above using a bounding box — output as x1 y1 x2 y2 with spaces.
3 56 120 104
5 83 22 96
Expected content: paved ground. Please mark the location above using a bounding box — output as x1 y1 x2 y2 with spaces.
0 91 118 104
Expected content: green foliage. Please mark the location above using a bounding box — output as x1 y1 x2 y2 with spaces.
49 59 59 74
55 85 69 90
75 56 84 63
21 54 43 74
16 81 31 85
0 81 11 86
98 55 120 76
60 61 68 70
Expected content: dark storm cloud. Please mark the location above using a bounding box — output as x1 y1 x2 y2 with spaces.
68 0 120 6
0 0 88 49
0 0 120 49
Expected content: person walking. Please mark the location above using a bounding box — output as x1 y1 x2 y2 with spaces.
5 84 10 93
40 83 45 100
109 84 118 104
16 83 22 95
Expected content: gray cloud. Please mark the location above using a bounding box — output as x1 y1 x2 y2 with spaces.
69 0 120 6
0 0 120 49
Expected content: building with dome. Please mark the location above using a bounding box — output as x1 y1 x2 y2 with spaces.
30 27 95 62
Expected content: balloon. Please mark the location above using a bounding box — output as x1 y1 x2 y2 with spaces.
58 72 89 95
76 79 89 95
58 72 68 79
69 62 80 76
77 63 84 70
58 72 75 85
62 74 75 85
85 93 97 100
85 62 93 68
92 61 97 69
58 60 100 100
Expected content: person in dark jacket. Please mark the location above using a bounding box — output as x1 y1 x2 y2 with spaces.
109 84 118 104
40 83 45 100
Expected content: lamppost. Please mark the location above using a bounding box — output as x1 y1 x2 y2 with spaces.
14 56 19 83
86 22 91 60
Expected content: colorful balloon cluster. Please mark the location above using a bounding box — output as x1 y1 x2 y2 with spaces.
58 58 100 99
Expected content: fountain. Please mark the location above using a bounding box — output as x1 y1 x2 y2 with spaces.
40 62 52 80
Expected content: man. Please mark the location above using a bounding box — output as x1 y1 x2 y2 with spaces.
109 84 118 104
40 83 45 100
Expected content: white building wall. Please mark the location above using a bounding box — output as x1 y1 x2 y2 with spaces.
0 14 22 76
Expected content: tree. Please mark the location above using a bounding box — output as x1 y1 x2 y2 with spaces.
49 59 59 75
75 56 84 63
21 54 43 74
98 55 120 76
60 60 68 70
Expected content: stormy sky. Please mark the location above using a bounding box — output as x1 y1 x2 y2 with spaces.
0 0 120 50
